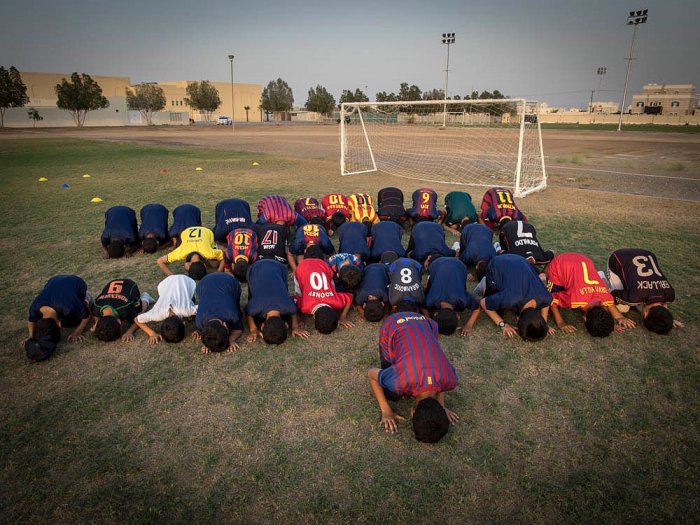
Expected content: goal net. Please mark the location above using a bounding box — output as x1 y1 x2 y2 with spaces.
340 99 546 197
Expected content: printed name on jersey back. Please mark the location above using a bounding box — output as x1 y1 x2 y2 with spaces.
393 283 420 292
578 285 609 296
498 204 516 210
637 280 671 290
396 315 426 323
97 293 129 302
514 238 538 247
225 217 246 225
308 290 336 299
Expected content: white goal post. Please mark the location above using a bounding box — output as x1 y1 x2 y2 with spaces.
340 99 546 197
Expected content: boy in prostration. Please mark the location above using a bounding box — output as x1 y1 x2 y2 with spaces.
192 272 244 353
369 220 406 263
406 221 456 264
212 198 252 244
156 226 224 280
92 278 153 343
169 204 201 246
224 226 258 282
424 256 479 336
407 188 439 224
289 223 335 265
139 203 169 254
377 187 407 224
439 191 478 236
479 187 526 230
321 192 351 235
101 205 140 259
354 263 390 322
459 223 496 281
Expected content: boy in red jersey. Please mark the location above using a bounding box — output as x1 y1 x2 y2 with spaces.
294 257 354 334
224 227 258 282
321 193 351 235
367 312 459 443
256 194 304 228
546 252 635 337
294 197 326 226
479 187 527 230
407 188 439 223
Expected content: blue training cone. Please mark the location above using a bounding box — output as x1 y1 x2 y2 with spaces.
60 183 71 189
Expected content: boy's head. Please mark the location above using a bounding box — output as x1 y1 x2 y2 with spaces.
497 216 512 229
412 397 450 443
338 265 362 292
361 219 372 231
364 298 385 322
331 211 347 229
396 300 418 313
517 307 548 342
201 320 229 352
35 317 61 343
107 240 125 259
314 306 339 334
584 305 614 337
25 337 57 362
142 237 159 254
476 260 488 282
262 316 288 344
232 258 249 283
310 216 325 227
304 244 324 260
95 316 122 342
160 315 185 343
643 305 673 335
186 254 207 280
380 251 398 265
436 307 458 335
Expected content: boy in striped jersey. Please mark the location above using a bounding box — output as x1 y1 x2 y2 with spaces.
479 187 526 230
367 312 459 443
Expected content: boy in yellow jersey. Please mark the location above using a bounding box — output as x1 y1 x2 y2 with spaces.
156 226 224 280
348 192 380 227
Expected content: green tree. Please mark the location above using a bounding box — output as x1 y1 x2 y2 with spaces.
0 66 29 127
126 82 166 125
55 73 109 127
398 82 422 101
27 107 43 127
422 88 445 101
305 85 335 116
244 105 251 122
375 91 398 102
184 80 221 122
339 88 369 106
261 78 294 120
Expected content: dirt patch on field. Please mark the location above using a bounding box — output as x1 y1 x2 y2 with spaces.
2 124 699 200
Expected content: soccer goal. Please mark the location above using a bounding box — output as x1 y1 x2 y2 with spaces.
340 99 546 197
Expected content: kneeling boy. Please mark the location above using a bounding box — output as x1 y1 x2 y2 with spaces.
157 226 224 280
193 272 243 353
93 278 151 342
294 258 354 333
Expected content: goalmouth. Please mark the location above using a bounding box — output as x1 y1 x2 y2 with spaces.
340 99 547 197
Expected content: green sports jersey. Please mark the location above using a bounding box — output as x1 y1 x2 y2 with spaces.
444 191 477 225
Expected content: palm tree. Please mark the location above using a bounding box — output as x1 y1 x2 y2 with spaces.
244 106 251 122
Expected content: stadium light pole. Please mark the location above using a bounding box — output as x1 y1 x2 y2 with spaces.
441 32 455 128
228 54 235 133
590 67 607 113
618 10 648 132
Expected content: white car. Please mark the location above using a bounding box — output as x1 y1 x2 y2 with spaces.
217 116 232 125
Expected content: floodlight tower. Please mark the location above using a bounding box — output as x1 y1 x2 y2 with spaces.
618 10 648 131
228 54 235 133
590 67 607 113
441 32 455 128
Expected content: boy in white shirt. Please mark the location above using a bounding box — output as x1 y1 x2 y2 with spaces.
133 275 198 344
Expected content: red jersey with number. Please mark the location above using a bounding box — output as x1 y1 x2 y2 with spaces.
294 258 353 314
348 193 379 224
546 252 613 309
224 227 258 270
294 197 326 222
321 193 351 220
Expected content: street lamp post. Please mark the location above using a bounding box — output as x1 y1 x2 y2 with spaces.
441 32 455 128
228 54 235 133
618 10 648 132
590 66 607 113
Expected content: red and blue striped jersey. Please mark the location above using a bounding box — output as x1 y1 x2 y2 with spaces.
408 188 439 221
479 188 526 229
257 195 296 226
294 197 326 222
378 313 458 396
224 227 258 269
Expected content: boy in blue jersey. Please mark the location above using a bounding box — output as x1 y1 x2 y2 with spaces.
387 257 427 314
369 221 406 262
169 204 202 246
289 223 335 264
406 221 456 264
368 312 459 442
139 203 169 253
474 254 553 340
327 252 364 292
213 198 253 244
459 223 496 281
24 274 92 347
192 273 244 353
407 188 440 223
425 256 479 335
337 221 371 261
245 259 309 344
354 263 390 322
101 205 140 259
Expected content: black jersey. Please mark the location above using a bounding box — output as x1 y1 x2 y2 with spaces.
387 257 424 306
93 279 142 322
607 248 675 305
377 187 406 222
499 221 553 265
256 223 289 265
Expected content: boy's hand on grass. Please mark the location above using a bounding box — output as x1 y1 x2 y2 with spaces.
247 330 260 343
444 409 460 424
67 333 84 343
460 325 473 337
120 333 134 343
673 320 684 328
200 345 209 354
560 324 576 334
19 337 29 348
191 331 201 341
292 328 310 339
380 410 405 434
339 319 354 328
147 334 163 345
501 323 518 338
226 342 239 353
615 318 635 332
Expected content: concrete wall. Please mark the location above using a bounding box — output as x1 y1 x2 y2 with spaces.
127 110 189 126
539 113 700 126
3 97 129 127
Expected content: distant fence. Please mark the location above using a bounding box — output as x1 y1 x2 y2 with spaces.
539 113 700 126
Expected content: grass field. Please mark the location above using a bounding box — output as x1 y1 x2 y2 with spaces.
0 138 698 523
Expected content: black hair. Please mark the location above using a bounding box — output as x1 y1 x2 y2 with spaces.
436 308 458 335
476 260 488 282
517 307 548 342
142 237 159 254
643 306 673 335
95 316 122 342
60 314 81 329
201 320 229 352
338 265 362 291
232 259 249 283
331 211 347 229
364 299 385 322
310 216 325 226
188 261 207 281
361 219 372 231
497 216 512 228
380 251 398 265
412 397 450 443
262 316 288 345
35 317 61 343
396 300 418 313
584 306 614 337
160 316 185 343
304 244 324 260
107 240 125 259
314 306 339 334
25 337 57 362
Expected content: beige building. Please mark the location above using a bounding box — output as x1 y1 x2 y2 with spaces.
157 80 262 123
587 101 620 114
629 83 698 115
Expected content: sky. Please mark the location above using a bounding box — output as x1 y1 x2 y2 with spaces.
2 0 698 109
